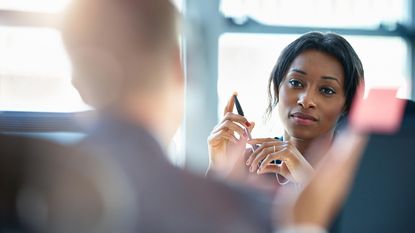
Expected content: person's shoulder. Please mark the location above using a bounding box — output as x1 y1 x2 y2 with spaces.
156 165 274 233
78 115 162 152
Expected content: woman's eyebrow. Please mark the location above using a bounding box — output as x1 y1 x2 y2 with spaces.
290 68 341 85
290 68 307 75
321 76 340 85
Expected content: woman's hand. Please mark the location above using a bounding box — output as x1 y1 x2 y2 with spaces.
246 138 314 184
273 129 368 229
207 94 254 177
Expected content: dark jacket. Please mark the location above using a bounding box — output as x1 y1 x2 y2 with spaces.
78 115 274 233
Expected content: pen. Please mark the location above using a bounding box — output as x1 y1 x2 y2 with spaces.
233 94 244 117
233 94 258 151
234 94 281 168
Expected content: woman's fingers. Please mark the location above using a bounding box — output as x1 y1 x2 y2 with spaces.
247 138 285 146
248 146 286 172
219 112 250 127
245 145 264 166
246 121 255 133
257 163 291 179
208 130 239 147
211 120 246 138
212 112 250 134
256 164 277 174
254 149 286 172
243 147 254 160
260 148 288 167
220 134 238 143
248 146 272 172
245 141 315 184
223 94 235 115
246 141 285 166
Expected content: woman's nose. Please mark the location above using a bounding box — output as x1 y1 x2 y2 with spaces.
297 91 317 109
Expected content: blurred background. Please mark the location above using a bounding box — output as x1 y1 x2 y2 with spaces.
0 0 413 173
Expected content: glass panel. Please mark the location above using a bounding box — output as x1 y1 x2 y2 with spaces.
218 33 410 138
344 35 410 98
0 0 71 13
0 26 89 112
172 0 183 12
220 0 408 29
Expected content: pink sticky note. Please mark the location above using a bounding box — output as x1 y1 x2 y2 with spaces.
349 87 407 134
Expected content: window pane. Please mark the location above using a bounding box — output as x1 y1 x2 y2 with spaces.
172 0 183 12
344 35 410 98
0 0 71 13
218 33 411 137
220 0 408 29
0 26 89 112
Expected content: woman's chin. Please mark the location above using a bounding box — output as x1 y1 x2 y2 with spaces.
288 128 319 141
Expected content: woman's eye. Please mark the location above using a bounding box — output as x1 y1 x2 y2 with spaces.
288 79 303 88
320 87 336 96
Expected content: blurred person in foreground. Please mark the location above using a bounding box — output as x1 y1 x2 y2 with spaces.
61 0 272 232
61 0 368 232
0 135 133 233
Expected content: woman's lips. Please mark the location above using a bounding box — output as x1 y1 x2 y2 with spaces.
290 112 317 125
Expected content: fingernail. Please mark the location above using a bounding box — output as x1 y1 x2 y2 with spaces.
249 166 254 172
245 122 251 127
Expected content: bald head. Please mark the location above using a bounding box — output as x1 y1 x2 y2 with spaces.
61 0 180 108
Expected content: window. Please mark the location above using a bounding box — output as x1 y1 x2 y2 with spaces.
0 0 91 112
0 0 71 13
0 0 184 114
0 26 89 112
220 0 408 29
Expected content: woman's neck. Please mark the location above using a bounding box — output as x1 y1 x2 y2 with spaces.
283 131 334 163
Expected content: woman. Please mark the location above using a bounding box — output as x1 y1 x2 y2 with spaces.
207 32 364 186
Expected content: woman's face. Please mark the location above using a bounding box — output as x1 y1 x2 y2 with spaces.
277 50 346 140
